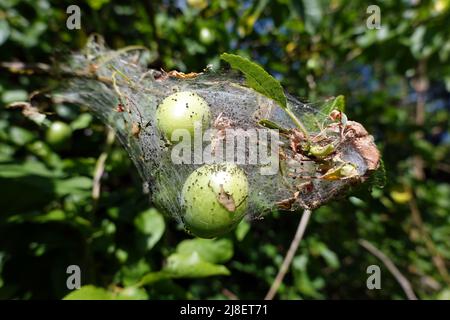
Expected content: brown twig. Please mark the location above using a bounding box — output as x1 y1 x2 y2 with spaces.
0 61 113 84
359 239 418 300
411 59 428 180
409 197 450 285
264 209 312 300
222 289 239 300
1 61 161 98
92 128 116 204
407 59 450 286
436 162 450 174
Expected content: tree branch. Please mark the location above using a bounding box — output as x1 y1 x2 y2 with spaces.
264 209 312 300
411 59 428 180
92 129 115 200
359 239 418 300
409 197 450 285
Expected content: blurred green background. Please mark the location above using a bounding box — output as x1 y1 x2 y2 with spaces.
0 0 449 300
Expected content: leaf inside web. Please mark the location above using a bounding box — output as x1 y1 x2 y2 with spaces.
220 53 287 109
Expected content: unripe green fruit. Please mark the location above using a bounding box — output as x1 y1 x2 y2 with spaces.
156 91 211 139
199 27 215 45
181 163 249 238
46 121 72 148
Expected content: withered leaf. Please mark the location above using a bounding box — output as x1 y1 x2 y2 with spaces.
167 70 203 79
131 122 141 137
345 121 380 171
8 102 46 125
276 191 300 210
217 184 236 212
289 128 305 153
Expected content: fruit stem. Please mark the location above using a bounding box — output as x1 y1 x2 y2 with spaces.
284 106 309 139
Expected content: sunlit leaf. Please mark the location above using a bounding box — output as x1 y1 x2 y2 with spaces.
134 208 165 250
220 53 287 109
63 285 113 300
138 251 230 286
176 238 233 264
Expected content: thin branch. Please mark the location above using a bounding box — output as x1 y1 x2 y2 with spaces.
92 128 116 204
222 289 239 300
0 61 113 84
1 61 161 97
359 239 418 300
409 197 450 285
264 209 312 300
411 59 428 180
436 162 450 174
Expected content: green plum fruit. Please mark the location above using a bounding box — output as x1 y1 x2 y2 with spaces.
156 91 211 140
181 163 249 238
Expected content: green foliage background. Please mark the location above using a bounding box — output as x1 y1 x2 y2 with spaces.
0 0 449 300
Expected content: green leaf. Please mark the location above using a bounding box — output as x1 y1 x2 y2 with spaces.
27 141 62 168
115 287 148 300
310 241 340 269
139 252 230 286
137 238 233 286
330 95 345 112
235 219 251 241
258 119 289 134
437 289 450 300
118 259 151 287
63 285 146 300
87 0 111 11
54 176 93 196
137 271 170 285
70 113 93 131
0 19 11 46
7 209 91 226
0 143 14 162
308 143 335 159
2 90 28 104
0 161 59 178
220 53 287 109
176 238 233 264
291 0 323 34
445 76 450 92
134 208 165 250
316 96 346 119
9 126 36 146
63 285 114 300
292 255 324 299
410 25 434 59
165 252 230 277
8 209 65 223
